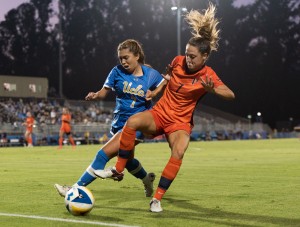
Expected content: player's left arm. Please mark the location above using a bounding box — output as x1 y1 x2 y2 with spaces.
200 75 235 100
213 84 235 100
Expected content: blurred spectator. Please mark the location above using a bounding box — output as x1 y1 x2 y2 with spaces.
0 132 8 147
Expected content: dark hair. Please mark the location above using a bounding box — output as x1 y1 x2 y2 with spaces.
188 37 211 55
117 39 145 64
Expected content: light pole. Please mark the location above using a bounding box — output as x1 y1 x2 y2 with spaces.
58 0 63 98
171 0 187 55
247 114 252 131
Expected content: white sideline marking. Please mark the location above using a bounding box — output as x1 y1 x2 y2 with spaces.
0 212 140 227
191 148 202 151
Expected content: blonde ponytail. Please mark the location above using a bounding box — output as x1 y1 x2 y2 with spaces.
185 3 220 52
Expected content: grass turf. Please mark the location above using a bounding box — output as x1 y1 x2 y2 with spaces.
0 139 299 226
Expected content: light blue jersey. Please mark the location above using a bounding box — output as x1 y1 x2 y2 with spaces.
104 64 163 136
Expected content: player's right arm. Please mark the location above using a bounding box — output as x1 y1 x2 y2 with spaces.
145 79 168 101
145 64 173 101
85 87 111 101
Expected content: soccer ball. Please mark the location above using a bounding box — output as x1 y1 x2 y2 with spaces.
64 186 95 216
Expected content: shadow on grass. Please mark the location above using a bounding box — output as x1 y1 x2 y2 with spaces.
90 194 300 227
158 197 300 227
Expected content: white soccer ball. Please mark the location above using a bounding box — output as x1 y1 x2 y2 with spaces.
64 186 95 216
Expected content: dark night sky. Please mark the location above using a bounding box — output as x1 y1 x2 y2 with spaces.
0 0 299 129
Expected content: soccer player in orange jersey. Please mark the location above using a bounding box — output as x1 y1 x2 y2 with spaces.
23 111 34 147
97 4 235 212
58 107 75 149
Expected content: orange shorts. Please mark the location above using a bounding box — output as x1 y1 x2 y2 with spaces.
60 125 71 134
149 109 192 136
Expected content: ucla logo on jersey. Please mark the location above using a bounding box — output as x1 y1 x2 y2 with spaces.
123 81 145 97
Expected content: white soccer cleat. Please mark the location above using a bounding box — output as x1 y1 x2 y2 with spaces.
143 173 156 197
94 167 124 181
149 198 163 212
54 184 72 197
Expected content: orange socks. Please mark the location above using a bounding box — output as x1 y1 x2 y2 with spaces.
154 156 182 200
119 126 136 151
154 188 166 201
116 126 136 173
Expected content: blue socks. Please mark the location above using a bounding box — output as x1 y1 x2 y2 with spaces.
126 158 147 179
76 149 147 186
76 149 109 186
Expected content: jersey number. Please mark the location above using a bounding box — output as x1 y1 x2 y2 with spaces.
176 83 184 93
130 95 136 108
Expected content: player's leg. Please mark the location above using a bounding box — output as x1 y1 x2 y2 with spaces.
24 130 29 146
67 132 76 147
55 133 120 197
116 111 157 173
150 130 190 212
96 111 157 179
58 129 64 148
27 132 33 147
126 152 156 197
25 130 33 147
125 134 156 197
81 133 121 184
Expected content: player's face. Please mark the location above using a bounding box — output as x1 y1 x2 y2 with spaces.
185 44 208 72
118 48 140 73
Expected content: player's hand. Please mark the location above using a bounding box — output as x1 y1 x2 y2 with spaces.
199 75 215 93
85 92 97 100
162 73 171 81
162 64 173 81
145 90 153 101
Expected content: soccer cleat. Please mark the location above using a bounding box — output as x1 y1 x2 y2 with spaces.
94 167 124 181
143 173 156 197
149 198 163 212
54 184 72 197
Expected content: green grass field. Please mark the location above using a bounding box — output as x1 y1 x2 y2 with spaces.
1 139 299 227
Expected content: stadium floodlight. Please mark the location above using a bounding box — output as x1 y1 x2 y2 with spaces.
171 0 187 55
256 112 262 123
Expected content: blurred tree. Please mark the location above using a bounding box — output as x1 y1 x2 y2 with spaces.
58 0 179 99
224 0 300 126
0 1 57 90
0 0 299 127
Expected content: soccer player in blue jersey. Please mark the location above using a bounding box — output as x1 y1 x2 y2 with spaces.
54 39 166 197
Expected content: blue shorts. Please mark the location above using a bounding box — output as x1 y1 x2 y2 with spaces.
110 114 144 141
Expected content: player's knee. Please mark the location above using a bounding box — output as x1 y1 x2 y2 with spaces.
126 115 140 129
171 148 185 159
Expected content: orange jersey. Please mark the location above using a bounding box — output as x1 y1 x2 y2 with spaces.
25 117 34 132
153 55 224 126
60 113 72 132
